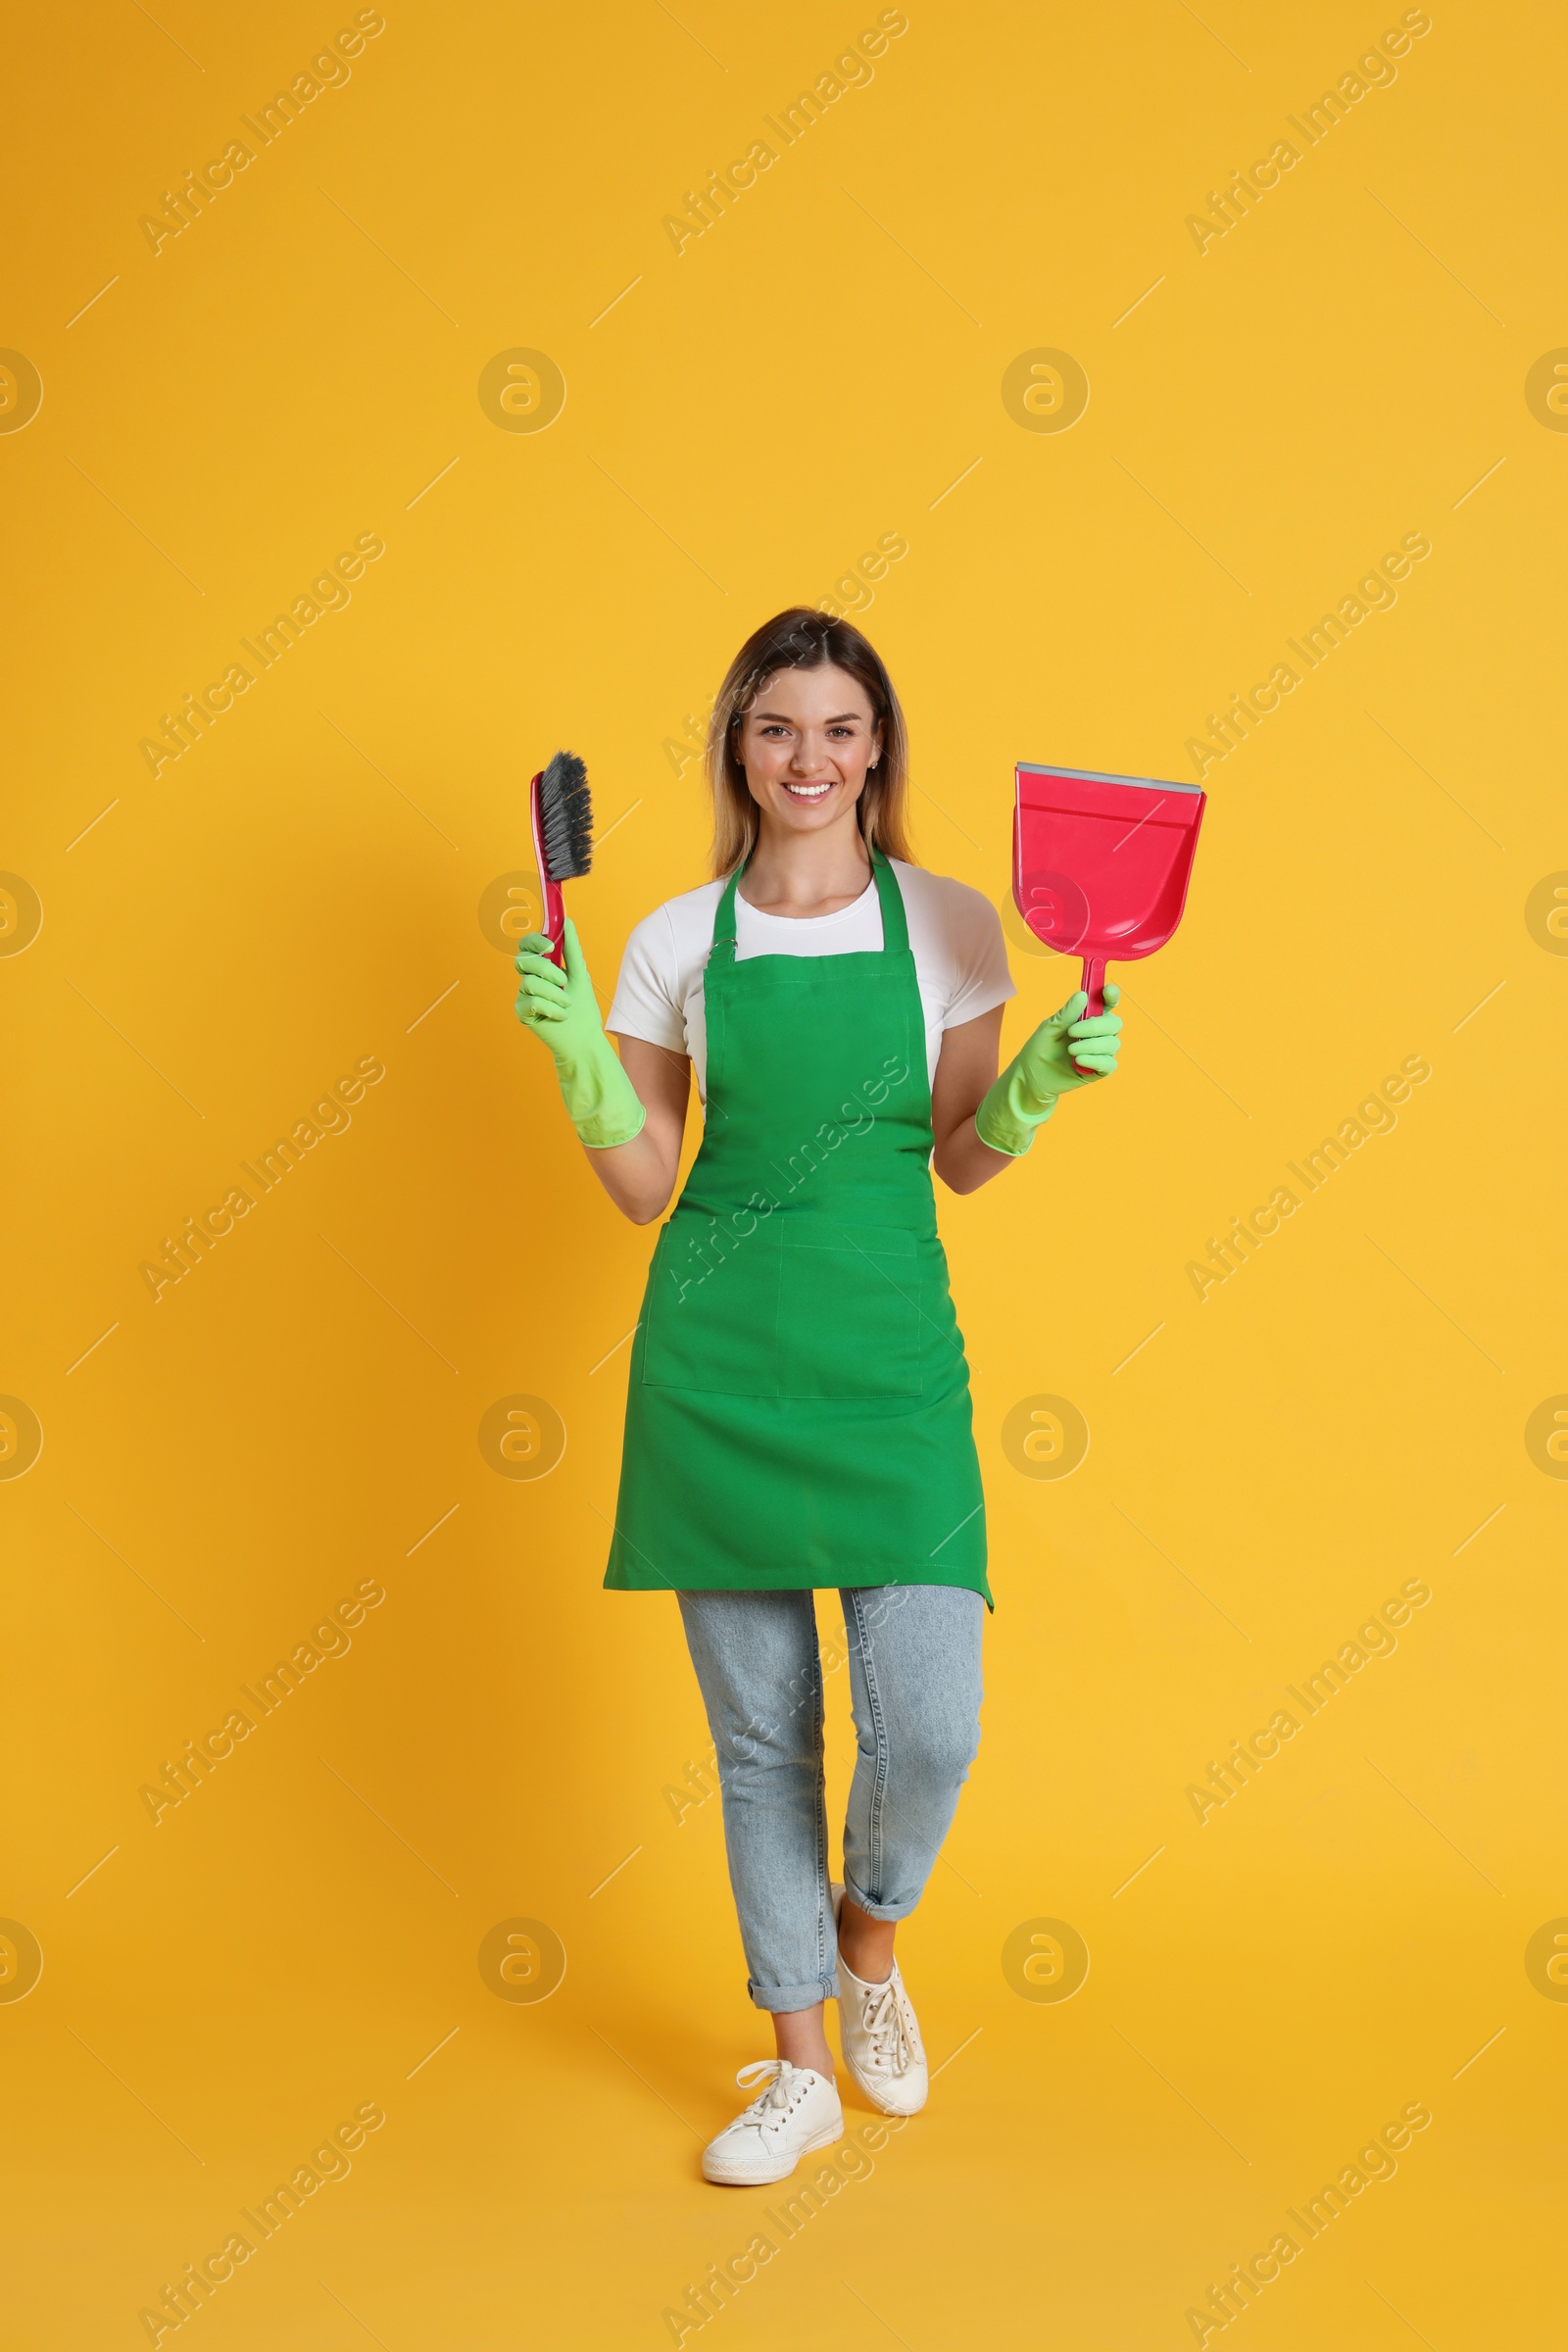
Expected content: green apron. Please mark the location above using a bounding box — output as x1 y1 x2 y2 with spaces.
605 854 990 1606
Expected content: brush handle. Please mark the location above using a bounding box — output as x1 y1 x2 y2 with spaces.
1073 955 1106 1078
542 876 565 968
527 770 567 969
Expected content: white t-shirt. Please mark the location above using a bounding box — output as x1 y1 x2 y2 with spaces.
607 858 1014 1102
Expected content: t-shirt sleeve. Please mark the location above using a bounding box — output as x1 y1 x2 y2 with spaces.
942 881 1015 1028
606 905 688 1053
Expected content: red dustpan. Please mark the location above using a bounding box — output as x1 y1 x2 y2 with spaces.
1014 762 1205 1072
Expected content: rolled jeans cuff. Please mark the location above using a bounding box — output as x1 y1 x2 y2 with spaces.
748 1970 841 2014
839 1870 921 1925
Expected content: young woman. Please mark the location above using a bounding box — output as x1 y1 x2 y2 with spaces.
513 610 1121 2185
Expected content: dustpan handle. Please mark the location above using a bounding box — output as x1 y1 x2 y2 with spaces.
1073 955 1106 1078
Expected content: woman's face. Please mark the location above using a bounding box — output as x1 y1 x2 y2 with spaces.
736 662 882 839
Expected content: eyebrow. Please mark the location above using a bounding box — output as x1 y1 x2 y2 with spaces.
751 710 867 724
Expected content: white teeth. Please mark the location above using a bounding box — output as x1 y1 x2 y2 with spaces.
785 782 832 799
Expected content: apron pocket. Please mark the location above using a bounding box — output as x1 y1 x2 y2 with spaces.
642 1218 783 1395
777 1223 922 1399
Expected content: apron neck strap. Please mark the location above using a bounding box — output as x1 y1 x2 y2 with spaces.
710 846 906 956
870 851 908 953
711 864 745 960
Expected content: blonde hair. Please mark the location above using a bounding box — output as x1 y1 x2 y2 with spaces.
706 608 915 877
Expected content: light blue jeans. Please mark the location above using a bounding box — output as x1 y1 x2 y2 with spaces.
677 1586 985 2013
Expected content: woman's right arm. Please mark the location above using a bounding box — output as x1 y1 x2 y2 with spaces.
514 920 689 1226
585 1037 689 1224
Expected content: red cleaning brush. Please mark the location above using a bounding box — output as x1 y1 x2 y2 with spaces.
527 750 594 968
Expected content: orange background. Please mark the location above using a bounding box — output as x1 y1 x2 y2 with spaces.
4 0 1564 2344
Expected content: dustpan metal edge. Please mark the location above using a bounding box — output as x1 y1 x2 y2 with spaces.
1017 760 1203 797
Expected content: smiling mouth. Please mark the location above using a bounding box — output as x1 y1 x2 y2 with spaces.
782 779 836 801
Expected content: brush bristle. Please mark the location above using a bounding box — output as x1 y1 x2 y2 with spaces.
536 750 593 883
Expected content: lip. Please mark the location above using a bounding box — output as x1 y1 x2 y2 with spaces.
781 778 836 799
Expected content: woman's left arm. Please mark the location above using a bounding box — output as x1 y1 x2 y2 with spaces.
931 987 1123 1195
931 1007 1012 1194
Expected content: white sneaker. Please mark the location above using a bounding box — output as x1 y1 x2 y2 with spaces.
701 2059 844 2186
832 1882 929 2116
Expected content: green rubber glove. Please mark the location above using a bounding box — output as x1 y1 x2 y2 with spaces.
975 984 1122 1156
514 918 647 1150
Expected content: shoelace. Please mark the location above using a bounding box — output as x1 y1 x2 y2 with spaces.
733 2058 804 2124
858 1977 916 2077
